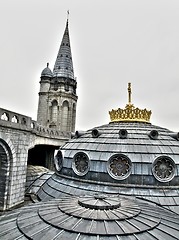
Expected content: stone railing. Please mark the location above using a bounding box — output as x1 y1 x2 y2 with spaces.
0 108 71 140
0 108 32 128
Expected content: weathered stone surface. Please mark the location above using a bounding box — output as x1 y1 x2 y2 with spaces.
0 108 71 210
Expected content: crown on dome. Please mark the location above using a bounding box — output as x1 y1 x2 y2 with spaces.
109 83 152 123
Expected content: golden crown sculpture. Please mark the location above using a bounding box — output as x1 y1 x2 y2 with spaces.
109 83 152 123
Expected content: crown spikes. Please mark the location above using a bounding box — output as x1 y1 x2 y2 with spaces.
109 83 152 123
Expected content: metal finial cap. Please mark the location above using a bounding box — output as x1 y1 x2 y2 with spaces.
128 82 132 104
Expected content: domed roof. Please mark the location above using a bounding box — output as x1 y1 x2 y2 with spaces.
41 63 53 77
35 83 179 214
0 194 179 239
36 121 179 214
55 121 179 185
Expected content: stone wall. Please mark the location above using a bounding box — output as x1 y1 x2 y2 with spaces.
0 108 70 210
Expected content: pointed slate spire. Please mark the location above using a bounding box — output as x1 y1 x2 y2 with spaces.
53 19 75 80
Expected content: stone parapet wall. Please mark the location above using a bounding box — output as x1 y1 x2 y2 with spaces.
0 108 71 141
0 108 71 210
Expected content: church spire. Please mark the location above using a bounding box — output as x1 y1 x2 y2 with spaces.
53 15 75 80
37 14 77 132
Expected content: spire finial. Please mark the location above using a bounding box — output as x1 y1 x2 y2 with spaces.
128 82 132 104
67 10 69 23
47 63 49 68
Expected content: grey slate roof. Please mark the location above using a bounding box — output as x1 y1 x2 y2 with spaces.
35 121 179 214
36 173 179 214
0 195 179 240
2 120 179 239
25 165 53 195
53 20 75 79
61 122 179 180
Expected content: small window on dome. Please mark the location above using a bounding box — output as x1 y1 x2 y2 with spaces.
66 55 68 58
60 54 63 57
62 43 65 46
54 150 63 172
72 152 90 176
58 66 61 69
66 67 68 70
107 154 132 180
152 156 175 182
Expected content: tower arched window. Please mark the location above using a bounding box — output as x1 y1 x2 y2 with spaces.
61 100 69 131
72 103 76 132
51 100 58 123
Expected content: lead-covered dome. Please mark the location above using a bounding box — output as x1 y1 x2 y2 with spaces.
58 121 179 185
37 121 179 214
41 63 53 77
36 83 179 215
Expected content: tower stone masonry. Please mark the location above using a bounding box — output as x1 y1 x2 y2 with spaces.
37 20 78 132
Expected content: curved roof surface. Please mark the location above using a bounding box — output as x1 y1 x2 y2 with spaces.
60 122 179 186
35 121 179 214
0 195 179 240
41 64 53 77
64 122 179 163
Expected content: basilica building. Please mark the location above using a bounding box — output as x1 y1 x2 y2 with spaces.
0 17 179 239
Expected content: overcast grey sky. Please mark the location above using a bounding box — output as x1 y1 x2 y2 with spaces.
0 0 179 131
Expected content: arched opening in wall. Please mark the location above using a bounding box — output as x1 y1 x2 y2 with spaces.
27 144 58 171
61 100 69 131
72 103 76 132
0 140 12 210
1 112 9 121
50 100 58 127
11 115 19 123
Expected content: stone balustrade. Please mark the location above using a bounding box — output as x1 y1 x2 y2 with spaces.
0 108 70 140
0 107 71 210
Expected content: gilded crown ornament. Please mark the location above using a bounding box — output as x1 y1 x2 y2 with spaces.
109 83 152 123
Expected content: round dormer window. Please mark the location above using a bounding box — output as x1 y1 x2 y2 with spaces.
72 152 89 176
152 156 176 182
107 154 132 180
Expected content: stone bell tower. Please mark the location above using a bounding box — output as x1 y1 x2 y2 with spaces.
37 19 78 132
